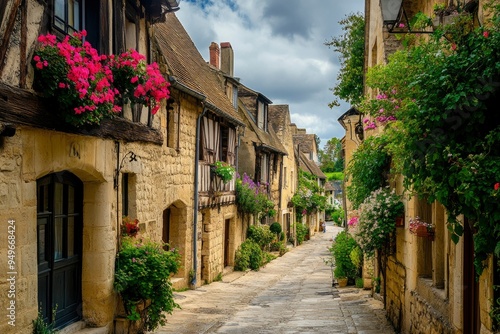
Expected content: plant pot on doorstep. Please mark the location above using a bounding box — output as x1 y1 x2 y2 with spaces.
337 278 348 287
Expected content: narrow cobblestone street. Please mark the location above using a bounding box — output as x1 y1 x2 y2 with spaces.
156 224 394 334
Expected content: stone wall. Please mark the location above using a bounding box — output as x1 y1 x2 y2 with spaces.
409 291 454 334
200 205 240 284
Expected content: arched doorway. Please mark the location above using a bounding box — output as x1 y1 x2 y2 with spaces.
162 200 187 278
37 171 83 328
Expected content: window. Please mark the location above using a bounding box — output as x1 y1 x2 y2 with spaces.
232 85 238 109
220 125 229 162
51 0 103 53
53 0 81 35
284 167 287 187
166 102 179 149
257 100 268 131
260 154 269 184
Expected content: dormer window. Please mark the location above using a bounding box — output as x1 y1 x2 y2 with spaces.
257 100 268 131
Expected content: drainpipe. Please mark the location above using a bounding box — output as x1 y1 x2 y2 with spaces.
192 105 208 287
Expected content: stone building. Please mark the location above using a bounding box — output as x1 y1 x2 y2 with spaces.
292 126 326 235
235 84 287 227
269 104 299 242
155 15 246 286
0 0 190 332
352 0 498 333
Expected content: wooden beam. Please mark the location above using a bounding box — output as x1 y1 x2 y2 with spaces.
0 0 22 76
19 0 27 88
0 83 163 144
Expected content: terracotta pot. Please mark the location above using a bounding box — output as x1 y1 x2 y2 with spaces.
395 216 404 227
337 278 348 287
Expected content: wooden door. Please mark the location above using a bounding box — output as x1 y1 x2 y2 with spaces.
463 219 480 333
224 219 230 267
37 172 82 328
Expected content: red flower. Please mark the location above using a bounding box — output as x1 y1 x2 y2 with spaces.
483 31 489 38
494 183 500 191
451 43 457 51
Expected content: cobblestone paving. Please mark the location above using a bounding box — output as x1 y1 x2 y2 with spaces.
156 224 395 334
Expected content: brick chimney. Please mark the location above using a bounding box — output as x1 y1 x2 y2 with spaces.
209 42 220 69
220 42 234 77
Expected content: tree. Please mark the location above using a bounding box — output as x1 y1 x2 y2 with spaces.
325 13 365 108
319 137 344 172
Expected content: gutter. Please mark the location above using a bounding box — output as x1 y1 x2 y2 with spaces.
192 105 208 286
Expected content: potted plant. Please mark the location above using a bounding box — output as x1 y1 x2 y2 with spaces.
329 231 359 286
211 161 235 183
409 217 434 240
114 237 181 332
121 216 140 237
334 267 348 287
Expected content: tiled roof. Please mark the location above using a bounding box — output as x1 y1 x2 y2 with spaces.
293 133 316 154
154 13 243 126
238 98 287 156
299 152 326 179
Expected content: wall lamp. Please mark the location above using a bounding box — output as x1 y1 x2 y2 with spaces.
381 0 432 34
164 0 181 13
114 151 138 189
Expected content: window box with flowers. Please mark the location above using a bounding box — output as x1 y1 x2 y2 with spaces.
409 217 434 240
32 31 170 128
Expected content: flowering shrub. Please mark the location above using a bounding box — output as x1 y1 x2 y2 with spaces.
291 170 327 219
32 31 170 127
235 173 275 219
121 217 140 237
352 187 404 256
348 216 359 227
114 237 181 332
346 134 391 209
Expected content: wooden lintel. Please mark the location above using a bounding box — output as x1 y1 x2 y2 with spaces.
0 83 164 145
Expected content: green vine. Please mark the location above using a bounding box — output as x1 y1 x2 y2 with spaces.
291 171 327 219
361 1 500 275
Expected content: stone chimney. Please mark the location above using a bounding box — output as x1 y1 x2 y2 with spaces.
220 42 234 77
209 42 220 69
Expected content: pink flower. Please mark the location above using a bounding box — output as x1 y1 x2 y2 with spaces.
36 62 43 69
483 31 489 38
398 23 405 28
33 55 40 62
58 82 66 88
451 43 457 51
131 76 139 83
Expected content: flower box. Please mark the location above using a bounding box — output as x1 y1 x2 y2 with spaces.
409 217 434 240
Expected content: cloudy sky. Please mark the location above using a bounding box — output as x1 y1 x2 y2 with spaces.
176 0 365 148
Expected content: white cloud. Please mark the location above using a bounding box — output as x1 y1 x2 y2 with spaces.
177 0 365 150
